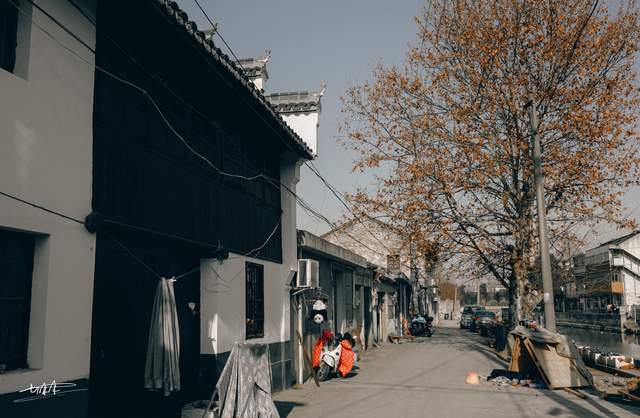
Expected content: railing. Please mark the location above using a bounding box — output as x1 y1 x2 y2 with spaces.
556 311 623 331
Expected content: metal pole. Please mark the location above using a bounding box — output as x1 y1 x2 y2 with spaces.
526 96 557 332
453 282 457 320
410 238 418 314
297 296 304 385
477 277 481 305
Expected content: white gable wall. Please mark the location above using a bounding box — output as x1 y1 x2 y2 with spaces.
622 270 640 306
281 112 319 156
619 233 640 259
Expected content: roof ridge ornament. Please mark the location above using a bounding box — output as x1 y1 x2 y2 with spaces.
318 81 326 97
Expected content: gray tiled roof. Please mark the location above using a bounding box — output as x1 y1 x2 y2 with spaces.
155 1 313 159
267 90 324 114
297 230 368 268
237 52 269 79
603 230 640 246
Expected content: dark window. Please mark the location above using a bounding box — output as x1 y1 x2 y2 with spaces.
345 272 354 322
245 262 264 339
0 0 19 73
0 229 35 371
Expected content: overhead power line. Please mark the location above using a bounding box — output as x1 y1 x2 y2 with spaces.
304 161 392 253
191 0 245 73
12 0 396 263
0 191 84 224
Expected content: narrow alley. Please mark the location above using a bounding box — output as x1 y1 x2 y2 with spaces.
274 323 640 418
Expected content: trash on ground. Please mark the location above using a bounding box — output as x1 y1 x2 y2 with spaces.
488 369 520 380
483 368 545 390
465 371 480 385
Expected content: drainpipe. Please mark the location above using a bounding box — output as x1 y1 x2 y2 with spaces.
296 245 304 386
297 295 304 386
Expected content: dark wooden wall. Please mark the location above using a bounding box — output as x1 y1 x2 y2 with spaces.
92 0 287 263
89 1 298 416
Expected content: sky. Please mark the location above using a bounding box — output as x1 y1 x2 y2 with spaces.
177 0 640 250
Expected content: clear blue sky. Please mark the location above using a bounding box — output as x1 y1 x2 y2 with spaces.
177 0 424 235
177 0 639 248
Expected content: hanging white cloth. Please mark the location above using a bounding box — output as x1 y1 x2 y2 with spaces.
144 277 181 396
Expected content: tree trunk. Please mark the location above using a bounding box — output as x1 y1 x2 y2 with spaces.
508 270 526 329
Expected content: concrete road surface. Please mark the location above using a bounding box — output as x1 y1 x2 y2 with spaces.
274 322 640 418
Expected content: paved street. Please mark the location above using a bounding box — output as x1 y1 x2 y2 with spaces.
274 322 640 418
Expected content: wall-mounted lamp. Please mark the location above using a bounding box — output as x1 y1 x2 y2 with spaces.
188 302 197 316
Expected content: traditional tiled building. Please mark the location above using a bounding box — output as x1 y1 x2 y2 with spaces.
322 219 418 336
0 1 322 417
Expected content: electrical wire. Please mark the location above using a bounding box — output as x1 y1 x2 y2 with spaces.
17 0 273 186
146 0 306 158
101 217 281 283
62 0 299 188
0 182 281 282
64 0 395 260
25 0 95 53
103 230 163 279
191 0 245 73
305 161 392 252
11 0 399 269
0 191 84 224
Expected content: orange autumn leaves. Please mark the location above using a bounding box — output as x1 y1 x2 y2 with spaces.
340 0 640 317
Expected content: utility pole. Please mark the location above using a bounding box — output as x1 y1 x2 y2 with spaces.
477 277 481 305
409 237 419 314
453 282 457 320
525 96 557 332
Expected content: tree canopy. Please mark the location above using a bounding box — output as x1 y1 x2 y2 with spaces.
341 0 640 320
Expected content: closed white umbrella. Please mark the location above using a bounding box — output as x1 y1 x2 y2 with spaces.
144 277 181 396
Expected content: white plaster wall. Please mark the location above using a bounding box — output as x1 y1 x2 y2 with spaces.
620 234 640 259
323 220 412 278
199 255 293 354
383 294 398 336
0 0 96 393
200 154 302 355
251 76 264 92
622 271 640 306
281 113 319 156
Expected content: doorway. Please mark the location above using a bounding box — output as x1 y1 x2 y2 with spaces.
89 232 201 418
363 287 371 349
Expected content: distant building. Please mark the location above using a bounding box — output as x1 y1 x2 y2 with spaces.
322 219 422 327
569 231 640 312
297 230 372 346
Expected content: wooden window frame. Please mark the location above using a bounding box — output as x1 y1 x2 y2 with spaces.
245 262 264 339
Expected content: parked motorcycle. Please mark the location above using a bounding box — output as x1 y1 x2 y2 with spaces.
316 332 356 381
410 315 433 337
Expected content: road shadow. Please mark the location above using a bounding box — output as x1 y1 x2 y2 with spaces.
275 400 306 417
439 328 640 417
429 327 506 369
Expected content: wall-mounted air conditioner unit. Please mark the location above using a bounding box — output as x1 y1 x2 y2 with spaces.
297 259 319 289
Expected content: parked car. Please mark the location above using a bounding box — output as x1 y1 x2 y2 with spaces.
475 310 497 336
460 305 485 329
